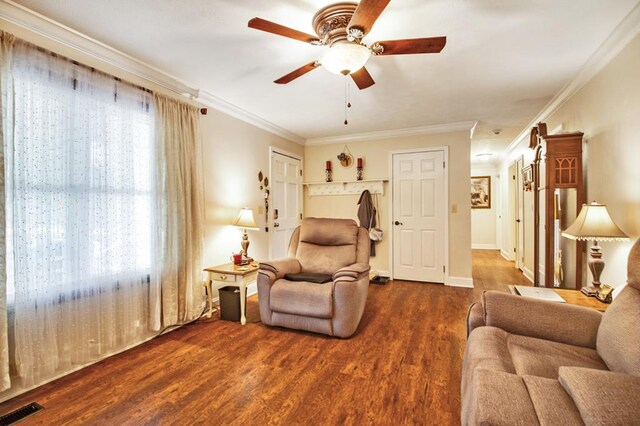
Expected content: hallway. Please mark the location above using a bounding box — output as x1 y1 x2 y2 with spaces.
471 249 532 293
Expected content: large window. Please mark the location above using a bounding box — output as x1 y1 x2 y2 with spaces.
7 46 156 301
0 32 203 394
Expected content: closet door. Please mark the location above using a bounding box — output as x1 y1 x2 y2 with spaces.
392 150 445 283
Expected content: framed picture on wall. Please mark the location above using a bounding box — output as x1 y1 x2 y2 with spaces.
471 176 491 209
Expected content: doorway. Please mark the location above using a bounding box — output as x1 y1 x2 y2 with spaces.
391 149 447 283
269 149 302 259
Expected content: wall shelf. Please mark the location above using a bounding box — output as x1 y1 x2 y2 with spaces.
303 179 388 196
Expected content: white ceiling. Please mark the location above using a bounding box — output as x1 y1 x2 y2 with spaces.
9 0 640 158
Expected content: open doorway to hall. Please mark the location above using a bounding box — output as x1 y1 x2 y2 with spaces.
471 249 532 292
470 159 536 289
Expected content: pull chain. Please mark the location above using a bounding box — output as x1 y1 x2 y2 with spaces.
344 76 352 125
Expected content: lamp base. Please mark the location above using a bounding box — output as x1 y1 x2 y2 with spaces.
581 285 600 297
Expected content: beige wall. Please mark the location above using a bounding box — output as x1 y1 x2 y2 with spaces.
471 165 498 249
501 31 640 289
0 19 304 279
200 114 302 268
304 131 472 281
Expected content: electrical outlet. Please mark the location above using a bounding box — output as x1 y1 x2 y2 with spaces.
451 204 458 214
258 205 264 214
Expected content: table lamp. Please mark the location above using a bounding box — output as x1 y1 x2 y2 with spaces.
232 207 259 260
562 202 629 295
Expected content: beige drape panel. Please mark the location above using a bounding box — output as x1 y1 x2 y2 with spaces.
0 31 15 392
153 94 205 328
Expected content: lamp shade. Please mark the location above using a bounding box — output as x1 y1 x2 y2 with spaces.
562 202 629 241
320 42 371 75
232 208 259 230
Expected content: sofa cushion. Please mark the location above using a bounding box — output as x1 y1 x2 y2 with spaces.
296 218 359 274
463 327 517 377
298 217 358 246
270 279 333 319
626 237 640 290
462 369 539 426
508 333 608 379
522 375 583 426
597 285 640 376
559 367 640 425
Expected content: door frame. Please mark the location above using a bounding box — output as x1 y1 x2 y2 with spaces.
268 146 303 260
515 155 525 270
388 146 449 283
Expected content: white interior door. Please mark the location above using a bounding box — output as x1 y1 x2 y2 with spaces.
392 150 445 283
270 150 302 259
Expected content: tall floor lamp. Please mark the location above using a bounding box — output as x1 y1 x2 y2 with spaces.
562 202 629 295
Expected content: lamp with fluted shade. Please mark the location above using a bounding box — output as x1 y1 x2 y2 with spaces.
562 202 629 295
232 208 259 260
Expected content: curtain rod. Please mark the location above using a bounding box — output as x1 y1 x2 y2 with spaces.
6 31 208 115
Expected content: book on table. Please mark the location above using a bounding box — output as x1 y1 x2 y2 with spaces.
513 285 566 303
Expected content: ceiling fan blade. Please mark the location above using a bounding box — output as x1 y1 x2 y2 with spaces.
350 67 375 90
373 37 447 55
248 17 320 44
274 61 320 84
347 0 390 37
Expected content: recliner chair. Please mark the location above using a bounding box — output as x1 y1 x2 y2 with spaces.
257 217 371 338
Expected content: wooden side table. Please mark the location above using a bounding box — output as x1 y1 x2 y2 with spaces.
553 289 610 312
507 285 609 312
203 262 259 324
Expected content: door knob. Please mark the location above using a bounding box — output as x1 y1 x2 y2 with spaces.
394 221 403 226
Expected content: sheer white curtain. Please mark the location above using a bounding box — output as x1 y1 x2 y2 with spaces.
5 37 160 388
153 94 204 328
0 31 15 393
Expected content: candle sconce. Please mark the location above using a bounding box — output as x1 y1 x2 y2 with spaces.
356 157 363 180
325 160 333 182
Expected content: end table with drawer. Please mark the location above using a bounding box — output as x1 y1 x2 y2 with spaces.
203 262 259 324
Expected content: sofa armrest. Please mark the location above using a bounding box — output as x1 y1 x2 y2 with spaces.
466 302 485 337
332 263 371 281
559 367 640 424
259 258 301 280
482 290 602 348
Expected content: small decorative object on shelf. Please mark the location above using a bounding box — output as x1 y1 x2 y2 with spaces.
337 145 354 168
325 160 333 182
356 157 363 180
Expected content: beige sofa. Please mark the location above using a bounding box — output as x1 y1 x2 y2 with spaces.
257 218 371 338
462 239 640 425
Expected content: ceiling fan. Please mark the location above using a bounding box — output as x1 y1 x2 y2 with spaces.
248 0 446 90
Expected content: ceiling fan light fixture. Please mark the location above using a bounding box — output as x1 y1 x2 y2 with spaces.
320 43 371 75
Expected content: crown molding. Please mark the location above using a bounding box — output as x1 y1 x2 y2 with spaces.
197 91 305 144
305 121 477 146
0 0 306 145
504 1 640 157
0 0 199 97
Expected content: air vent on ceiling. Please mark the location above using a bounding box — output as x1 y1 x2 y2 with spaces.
0 402 44 425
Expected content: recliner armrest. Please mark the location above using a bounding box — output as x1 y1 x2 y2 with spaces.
332 263 371 281
259 258 301 280
482 290 602 348
559 367 640 424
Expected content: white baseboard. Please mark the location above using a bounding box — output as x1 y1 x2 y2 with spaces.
472 244 498 250
500 249 513 261
446 276 474 288
374 270 391 278
522 267 534 283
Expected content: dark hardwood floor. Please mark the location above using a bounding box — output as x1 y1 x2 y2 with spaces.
0 250 528 425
